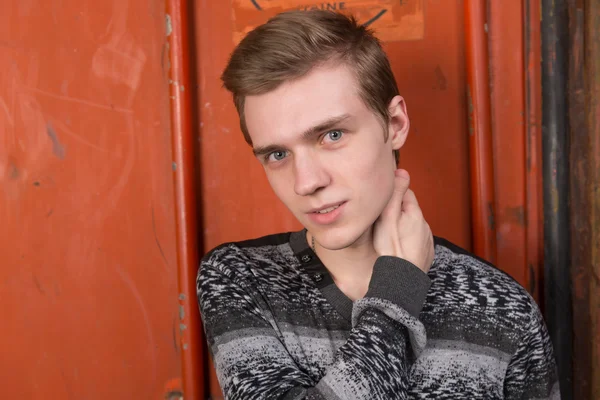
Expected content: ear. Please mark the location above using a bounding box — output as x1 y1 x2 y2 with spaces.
387 95 410 150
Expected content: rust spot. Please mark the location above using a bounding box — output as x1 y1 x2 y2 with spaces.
434 65 447 90
8 162 19 180
33 275 45 295
528 263 536 295
487 202 496 231
506 205 526 227
46 123 66 159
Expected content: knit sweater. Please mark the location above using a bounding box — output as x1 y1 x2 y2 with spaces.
197 230 559 399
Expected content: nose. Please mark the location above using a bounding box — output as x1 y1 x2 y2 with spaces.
293 152 330 196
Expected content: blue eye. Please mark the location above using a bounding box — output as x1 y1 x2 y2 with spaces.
267 150 288 162
325 130 343 142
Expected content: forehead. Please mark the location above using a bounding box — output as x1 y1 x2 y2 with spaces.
244 65 368 145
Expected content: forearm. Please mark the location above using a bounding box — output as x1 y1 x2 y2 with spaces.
202 256 430 399
212 304 419 400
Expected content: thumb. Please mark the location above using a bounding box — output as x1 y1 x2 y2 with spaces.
380 169 410 220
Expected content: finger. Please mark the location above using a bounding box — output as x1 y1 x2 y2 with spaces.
380 169 410 220
401 189 423 217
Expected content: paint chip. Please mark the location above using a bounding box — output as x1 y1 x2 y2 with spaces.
166 14 173 36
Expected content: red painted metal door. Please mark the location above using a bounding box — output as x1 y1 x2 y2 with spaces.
1 1 184 398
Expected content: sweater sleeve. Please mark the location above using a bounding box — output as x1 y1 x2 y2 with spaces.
197 255 430 400
503 302 561 399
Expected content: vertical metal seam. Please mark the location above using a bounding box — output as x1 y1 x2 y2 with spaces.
523 0 544 304
464 0 498 263
166 0 205 398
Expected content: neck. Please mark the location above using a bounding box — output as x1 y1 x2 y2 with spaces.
308 228 378 300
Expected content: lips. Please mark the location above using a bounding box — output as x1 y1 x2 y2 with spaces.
306 201 347 225
309 201 345 214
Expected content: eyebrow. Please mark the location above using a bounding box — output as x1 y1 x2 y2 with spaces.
252 113 352 158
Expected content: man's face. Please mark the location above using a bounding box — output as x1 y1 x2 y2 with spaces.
244 64 408 250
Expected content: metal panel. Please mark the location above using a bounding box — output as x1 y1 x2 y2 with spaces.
0 1 182 398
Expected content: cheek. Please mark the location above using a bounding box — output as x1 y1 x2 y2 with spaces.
265 171 298 210
348 145 396 210
349 140 394 182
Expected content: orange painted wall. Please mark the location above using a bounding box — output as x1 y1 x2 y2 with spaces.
0 1 183 398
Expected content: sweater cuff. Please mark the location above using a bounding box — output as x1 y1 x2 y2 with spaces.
365 256 431 318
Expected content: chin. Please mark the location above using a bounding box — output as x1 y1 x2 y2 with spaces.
311 221 371 251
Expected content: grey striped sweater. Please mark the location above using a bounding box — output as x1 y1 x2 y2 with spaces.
197 230 559 399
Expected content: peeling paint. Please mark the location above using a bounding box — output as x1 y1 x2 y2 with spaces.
179 305 185 320
179 293 186 301
165 390 183 400
179 323 187 332
165 14 173 36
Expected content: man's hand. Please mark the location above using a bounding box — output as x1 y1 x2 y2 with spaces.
373 169 435 273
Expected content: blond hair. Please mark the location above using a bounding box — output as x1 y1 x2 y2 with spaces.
222 10 400 163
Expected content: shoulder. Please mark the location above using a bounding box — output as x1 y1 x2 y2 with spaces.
199 231 297 281
428 236 539 330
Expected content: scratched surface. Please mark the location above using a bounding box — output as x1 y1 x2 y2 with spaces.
0 0 182 398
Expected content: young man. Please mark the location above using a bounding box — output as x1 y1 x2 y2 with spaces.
197 10 559 400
